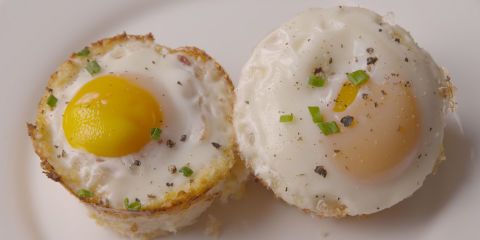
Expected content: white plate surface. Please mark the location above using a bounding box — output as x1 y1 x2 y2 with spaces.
1 0 479 239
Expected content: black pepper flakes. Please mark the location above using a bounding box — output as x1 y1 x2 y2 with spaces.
314 166 327 178
168 165 177 174
180 134 187 142
314 67 323 74
177 81 183 86
166 139 176 148
366 47 374 54
340 116 354 127
367 57 378 65
333 149 341 153
362 93 369 100
381 90 387 95
211 142 221 149
395 38 400 43
245 100 250 104
404 57 409 62
133 160 141 166
166 182 174 187
329 57 333 64
147 194 156 198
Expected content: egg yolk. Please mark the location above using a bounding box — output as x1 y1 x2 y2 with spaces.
327 79 421 180
333 82 359 112
63 75 162 157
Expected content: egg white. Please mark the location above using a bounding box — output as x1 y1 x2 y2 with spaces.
234 7 451 216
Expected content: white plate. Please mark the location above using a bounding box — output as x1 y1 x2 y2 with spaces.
1 0 479 239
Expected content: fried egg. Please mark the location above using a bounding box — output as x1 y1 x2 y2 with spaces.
234 7 454 216
28 33 245 238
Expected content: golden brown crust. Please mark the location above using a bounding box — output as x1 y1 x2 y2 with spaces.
27 33 237 217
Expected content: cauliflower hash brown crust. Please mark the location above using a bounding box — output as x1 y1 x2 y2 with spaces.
27 33 244 239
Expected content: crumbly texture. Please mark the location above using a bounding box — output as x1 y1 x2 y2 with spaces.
27 33 243 239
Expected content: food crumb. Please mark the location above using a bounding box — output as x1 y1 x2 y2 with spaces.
168 165 177 174
204 214 222 239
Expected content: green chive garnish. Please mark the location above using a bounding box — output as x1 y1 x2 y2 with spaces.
179 166 193 177
347 70 369 86
77 189 93 198
47 95 58 108
86 60 101 75
279 114 294 122
317 121 340 135
308 106 323 123
150 128 162 140
124 198 141 211
308 75 326 87
76 47 90 57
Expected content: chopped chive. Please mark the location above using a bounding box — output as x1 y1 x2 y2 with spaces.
86 60 101 75
179 166 193 177
124 198 141 211
77 189 93 198
347 70 369 86
308 75 326 87
279 113 294 122
150 128 162 140
317 121 340 135
308 106 323 123
76 47 90 57
47 95 58 108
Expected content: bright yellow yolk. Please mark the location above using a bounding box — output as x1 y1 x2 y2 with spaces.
63 75 162 157
333 82 359 112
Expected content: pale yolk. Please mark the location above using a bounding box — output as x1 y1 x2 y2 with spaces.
63 75 162 157
327 80 421 180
